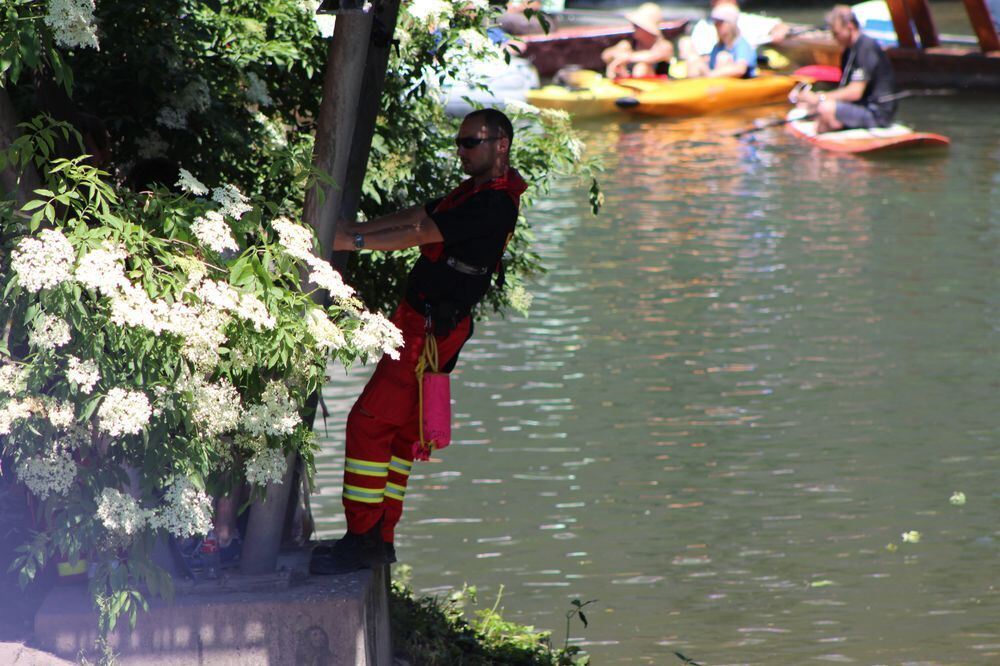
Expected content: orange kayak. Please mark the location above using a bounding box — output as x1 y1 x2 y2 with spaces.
615 75 800 117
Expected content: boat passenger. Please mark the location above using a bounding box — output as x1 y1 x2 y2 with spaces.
791 5 896 133
601 2 675 79
683 4 757 79
687 0 789 56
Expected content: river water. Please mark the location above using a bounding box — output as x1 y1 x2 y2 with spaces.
312 60 1000 666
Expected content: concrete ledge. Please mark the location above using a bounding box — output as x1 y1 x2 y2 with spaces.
34 555 391 665
0 640 73 665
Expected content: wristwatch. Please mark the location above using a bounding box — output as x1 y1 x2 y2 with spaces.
353 233 365 250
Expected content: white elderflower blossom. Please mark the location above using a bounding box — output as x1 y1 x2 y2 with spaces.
98 388 152 437
44 0 100 51
29 314 72 350
196 279 241 311
11 229 75 293
245 72 273 107
108 282 170 334
96 488 150 537
240 380 300 438
192 210 239 254
179 77 212 114
235 431 266 452
187 377 241 437
306 256 356 302
352 311 404 361
0 399 35 435
507 284 534 316
45 398 75 430
195 280 274 331
180 259 208 293
136 131 169 159
156 106 188 130
149 477 213 539
17 451 77 499
406 0 453 24
254 111 288 149
457 28 496 56
307 309 346 352
504 99 542 116
272 216 315 261
236 293 276 330
67 356 100 394
75 244 128 295
0 362 27 395
212 184 253 220
244 448 287 487
176 168 209 196
163 302 230 370
566 137 584 161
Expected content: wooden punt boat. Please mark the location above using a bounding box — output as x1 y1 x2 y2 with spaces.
787 117 950 154
615 75 800 118
519 19 689 78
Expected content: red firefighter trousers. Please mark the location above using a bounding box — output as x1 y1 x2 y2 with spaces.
342 301 471 543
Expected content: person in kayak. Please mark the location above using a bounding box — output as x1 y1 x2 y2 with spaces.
310 109 527 575
790 5 896 132
682 3 758 79
601 2 675 78
687 0 789 58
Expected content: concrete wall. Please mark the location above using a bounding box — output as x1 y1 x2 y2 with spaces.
35 566 392 665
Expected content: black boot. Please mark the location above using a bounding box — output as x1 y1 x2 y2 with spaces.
310 521 388 575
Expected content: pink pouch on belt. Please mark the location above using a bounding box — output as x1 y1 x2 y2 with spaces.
417 372 451 460
412 335 452 462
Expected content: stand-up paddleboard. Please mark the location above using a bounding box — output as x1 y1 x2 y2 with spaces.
787 117 949 154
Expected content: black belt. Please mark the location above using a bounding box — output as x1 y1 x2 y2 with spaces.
445 256 489 276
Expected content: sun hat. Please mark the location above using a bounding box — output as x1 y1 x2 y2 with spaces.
709 3 740 25
625 3 664 37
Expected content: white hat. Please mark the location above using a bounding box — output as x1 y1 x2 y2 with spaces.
709 4 740 25
625 3 664 37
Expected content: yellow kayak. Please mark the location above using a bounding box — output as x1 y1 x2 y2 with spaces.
526 76 636 119
615 75 800 117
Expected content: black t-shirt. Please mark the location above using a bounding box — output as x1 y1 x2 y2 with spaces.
840 33 896 126
405 188 518 324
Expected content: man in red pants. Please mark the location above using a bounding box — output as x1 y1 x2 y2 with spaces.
311 109 527 574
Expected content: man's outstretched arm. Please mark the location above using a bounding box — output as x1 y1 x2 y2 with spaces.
333 212 444 252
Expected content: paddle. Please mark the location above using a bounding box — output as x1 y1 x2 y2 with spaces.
730 88 958 138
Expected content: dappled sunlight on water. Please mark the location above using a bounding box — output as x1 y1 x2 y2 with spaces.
314 92 1000 664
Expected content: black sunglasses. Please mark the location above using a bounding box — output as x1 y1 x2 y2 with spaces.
455 136 502 149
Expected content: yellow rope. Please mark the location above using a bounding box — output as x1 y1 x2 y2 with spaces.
415 332 440 455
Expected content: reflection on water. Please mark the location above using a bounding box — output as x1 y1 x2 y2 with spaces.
314 94 1000 664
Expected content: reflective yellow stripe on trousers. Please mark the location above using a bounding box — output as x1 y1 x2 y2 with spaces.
345 457 390 477
343 484 385 504
384 481 407 501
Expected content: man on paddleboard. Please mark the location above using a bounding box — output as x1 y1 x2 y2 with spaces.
792 4 896 132
310 109 527 575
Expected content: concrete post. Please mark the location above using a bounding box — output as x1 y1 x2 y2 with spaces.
332 0 402 272
240 451 298 575
305 12 376 263
241 8 382 575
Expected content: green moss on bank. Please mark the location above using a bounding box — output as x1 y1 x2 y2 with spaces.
389 568 590 665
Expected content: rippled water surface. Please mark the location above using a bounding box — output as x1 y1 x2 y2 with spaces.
314 93 1000 664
